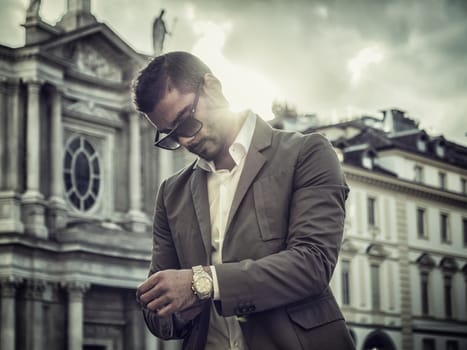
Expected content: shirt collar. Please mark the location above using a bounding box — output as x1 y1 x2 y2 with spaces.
195 111 256 172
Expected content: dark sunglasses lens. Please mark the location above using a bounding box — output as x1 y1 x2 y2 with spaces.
175 118 202 137
157 136 180 150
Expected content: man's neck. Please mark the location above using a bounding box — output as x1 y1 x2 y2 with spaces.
213 111 248 171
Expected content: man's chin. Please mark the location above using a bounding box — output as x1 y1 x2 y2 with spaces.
188 140 219 161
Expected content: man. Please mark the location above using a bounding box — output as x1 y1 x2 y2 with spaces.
134 51 355 350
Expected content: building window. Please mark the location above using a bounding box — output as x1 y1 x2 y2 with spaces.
461 178 466 194
415 165 424 183
439 172 446 189
446 340 459 350
341 260 351 306
421 271 430 315
422 338 435 350
463 218 467 246
370 264 381 310
64 136 101 211
417 137 427 152
367 197 376 227
417 208 427 238
362 151 374 169
435 142 446 158
440 213 450 243
444 275 453 318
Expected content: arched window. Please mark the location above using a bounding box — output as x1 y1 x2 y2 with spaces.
362 329 396 350
63 136 101 211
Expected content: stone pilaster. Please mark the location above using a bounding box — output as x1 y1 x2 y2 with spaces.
396 198 413 350
0 277 22 350
63 281 90 350
127 111 147 233
22 79 47 238
21 279 46 350
0 79 24 233
47 86 67 232
0 79 6 189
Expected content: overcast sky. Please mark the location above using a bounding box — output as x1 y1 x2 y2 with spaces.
1 0 466 145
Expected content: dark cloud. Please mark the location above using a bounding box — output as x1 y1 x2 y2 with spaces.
1 0 465 144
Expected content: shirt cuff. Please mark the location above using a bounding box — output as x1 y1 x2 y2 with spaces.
210 265 220 300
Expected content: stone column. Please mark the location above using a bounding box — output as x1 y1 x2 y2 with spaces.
5 78 20 192
48 86 67 232
64 281 90 350
0 79 24 233
22 79 47 238
0 79 6 189
0 277 22 350
22 279 46 350
127 111 147 232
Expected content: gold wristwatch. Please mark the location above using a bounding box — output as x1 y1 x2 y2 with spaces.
191 265 213 300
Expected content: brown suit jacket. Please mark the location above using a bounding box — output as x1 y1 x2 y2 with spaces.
143 116 355 349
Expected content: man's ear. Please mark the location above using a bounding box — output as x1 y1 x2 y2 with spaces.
201 73 229 108
202 73 223 95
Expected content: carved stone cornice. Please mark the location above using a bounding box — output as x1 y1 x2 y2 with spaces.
23 279 46 300
345 167 467 208
367 243 389 264
440 257 458 275
61 281 90 301
2 78 21 94
0 276 23 298
24 79 44 91
416 253 436 271
341 238 359 256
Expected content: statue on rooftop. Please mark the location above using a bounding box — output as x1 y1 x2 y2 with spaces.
153 9 170 56
26 0 41 19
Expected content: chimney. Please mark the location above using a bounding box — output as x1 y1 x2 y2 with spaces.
56 0 97 31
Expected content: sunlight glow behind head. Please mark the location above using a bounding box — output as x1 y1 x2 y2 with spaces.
190 18 280 120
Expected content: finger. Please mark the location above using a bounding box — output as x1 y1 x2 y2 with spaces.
139 285 165 306
137 273 161 294
157 302 175 318
147 294 171 312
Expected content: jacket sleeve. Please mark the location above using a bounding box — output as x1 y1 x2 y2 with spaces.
142 180 193 340
214 133 349 316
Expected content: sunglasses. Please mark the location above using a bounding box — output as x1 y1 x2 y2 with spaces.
154 82 203 150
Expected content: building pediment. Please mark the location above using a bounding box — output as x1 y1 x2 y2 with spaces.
38 24 147 82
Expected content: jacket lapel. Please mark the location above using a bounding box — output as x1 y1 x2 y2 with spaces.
190 168 212 263
225 117 272 232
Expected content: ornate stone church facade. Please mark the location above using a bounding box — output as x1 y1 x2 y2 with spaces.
0 1 183 349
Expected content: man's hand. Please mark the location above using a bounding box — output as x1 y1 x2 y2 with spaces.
136 269 201 318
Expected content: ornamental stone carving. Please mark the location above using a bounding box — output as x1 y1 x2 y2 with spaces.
0 276 23 297
74 43 121 82
66 100 120 123
23 279 46 300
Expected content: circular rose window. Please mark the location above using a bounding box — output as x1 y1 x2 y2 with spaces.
63 136 101 211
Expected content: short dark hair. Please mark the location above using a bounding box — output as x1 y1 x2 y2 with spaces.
132 51 212 114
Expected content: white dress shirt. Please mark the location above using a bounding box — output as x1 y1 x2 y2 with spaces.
195 111 256 350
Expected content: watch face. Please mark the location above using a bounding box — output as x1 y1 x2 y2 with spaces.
196 276 212 295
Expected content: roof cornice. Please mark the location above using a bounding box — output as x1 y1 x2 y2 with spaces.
344 165 467 208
